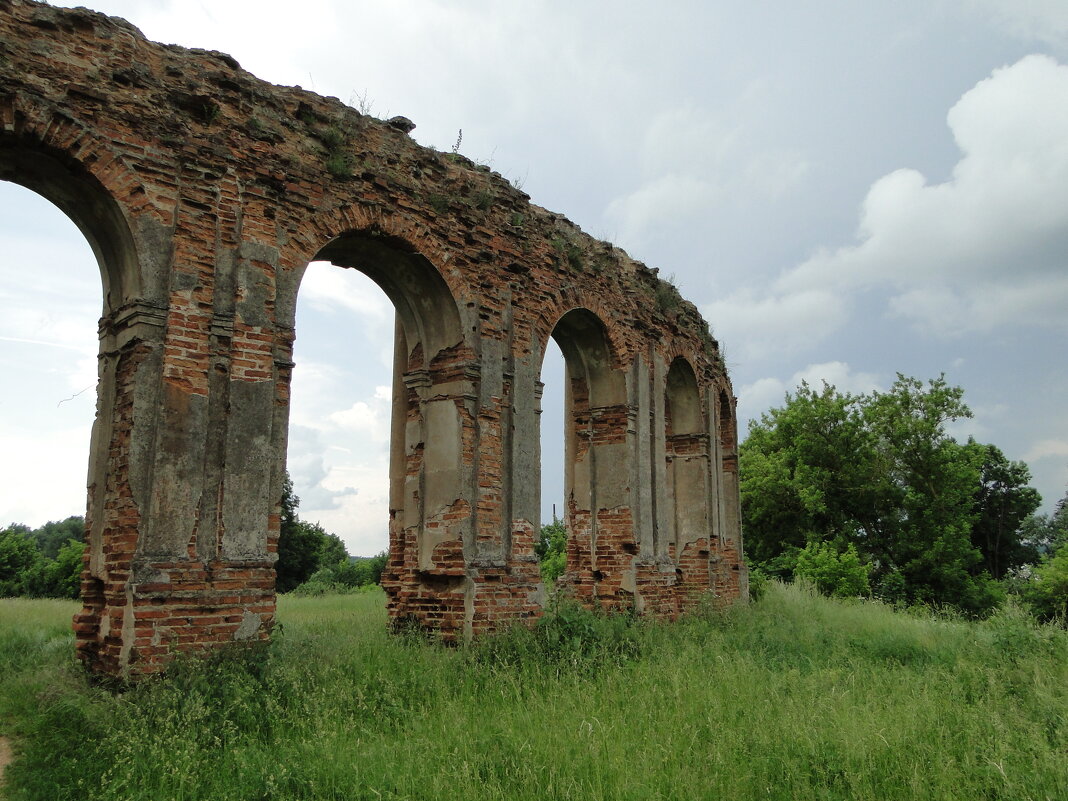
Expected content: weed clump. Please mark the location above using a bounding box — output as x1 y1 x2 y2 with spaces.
471 599 644 674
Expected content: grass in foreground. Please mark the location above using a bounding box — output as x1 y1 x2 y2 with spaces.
0 584 1066 800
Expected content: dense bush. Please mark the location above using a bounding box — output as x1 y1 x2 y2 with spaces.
290 552 389 596
1020 544 1068 623
794 541 870 598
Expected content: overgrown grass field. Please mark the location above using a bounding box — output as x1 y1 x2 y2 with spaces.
1 584 1066 800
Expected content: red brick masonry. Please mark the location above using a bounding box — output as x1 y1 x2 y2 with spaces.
1 0 746 676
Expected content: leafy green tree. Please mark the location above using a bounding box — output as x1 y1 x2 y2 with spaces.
317 531 348 568
276 474 329 593
275 472 360 593
1048 490 1068 551
363 551 388 585
25 539 85 599
741 374 1013 615
794 541 870 598
330 551 388 589
966 442 1042 579
0 525 41 597
536 517 567 585
1017 490 1068 557
740 382 888 570
862 375 1001 614
31 516 84 559
333 558 369 588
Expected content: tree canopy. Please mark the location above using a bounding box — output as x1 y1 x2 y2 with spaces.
0 518 85 599
740 374 1041 615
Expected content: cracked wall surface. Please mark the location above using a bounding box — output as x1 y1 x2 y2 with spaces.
1 0 746 676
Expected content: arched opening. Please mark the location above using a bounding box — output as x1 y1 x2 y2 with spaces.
296 231 470 630
0 139 140 311
665 357 711 599
283 262 394 596
536 336 566 585
541 308 629 604
0 135 143 670
0 181 98 600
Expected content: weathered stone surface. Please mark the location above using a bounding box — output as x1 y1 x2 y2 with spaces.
0 0 746 676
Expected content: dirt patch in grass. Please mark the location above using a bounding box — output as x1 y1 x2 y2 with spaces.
0 736 11 787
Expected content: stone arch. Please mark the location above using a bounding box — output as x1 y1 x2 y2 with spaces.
287 225 474 633
0 119 169 675
533 289 630 379
0 127 142 311
311 231 465 368
541 308 631 604
664 357 712 600
286 204 470 342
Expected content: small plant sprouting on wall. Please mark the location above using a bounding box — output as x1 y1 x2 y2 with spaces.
320 123 355 179
565 243 584 271
655 275 683 315
201 100 220 125
550 234 585 271
325 151 354 178
321 126 346 151
427 194 450 214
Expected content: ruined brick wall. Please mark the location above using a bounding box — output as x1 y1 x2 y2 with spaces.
1 0 746 675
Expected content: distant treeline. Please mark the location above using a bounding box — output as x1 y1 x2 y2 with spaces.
0 516 85 599
1 473 388 600
276 472 387 595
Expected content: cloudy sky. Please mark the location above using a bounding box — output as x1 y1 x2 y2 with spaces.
2 0 1067 555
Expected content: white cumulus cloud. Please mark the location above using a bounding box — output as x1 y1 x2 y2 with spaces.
702 288 848 362
779 54 1068 336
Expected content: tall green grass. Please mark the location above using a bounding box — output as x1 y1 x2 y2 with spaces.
1 584 1065 800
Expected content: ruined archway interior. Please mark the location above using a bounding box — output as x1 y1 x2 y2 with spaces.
665 357 714 598
309 233 471 628
0 180 99 540
546 309 628 603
